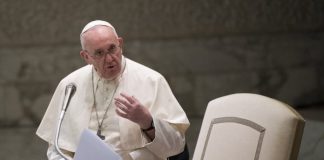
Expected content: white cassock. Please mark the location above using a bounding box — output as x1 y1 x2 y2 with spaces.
36 56 190 160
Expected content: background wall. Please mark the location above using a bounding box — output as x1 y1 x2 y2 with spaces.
0 0 323 159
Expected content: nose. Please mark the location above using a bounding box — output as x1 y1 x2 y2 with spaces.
104 53 114 62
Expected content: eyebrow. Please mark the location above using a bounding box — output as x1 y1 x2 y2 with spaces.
93 43 117 53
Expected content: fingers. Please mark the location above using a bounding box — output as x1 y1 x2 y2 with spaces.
120 93 137 104
115 106 128 118
114 93 153 129
115 93 139 109
114 93 138 117
115 98 130 119
115 100 129 113
114 97 132 109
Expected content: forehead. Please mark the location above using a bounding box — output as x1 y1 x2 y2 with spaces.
82 26 118 49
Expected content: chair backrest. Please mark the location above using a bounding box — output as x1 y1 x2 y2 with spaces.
192 93 305 160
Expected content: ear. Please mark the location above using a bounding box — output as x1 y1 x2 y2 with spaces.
118 37 124 48
80 50 92 64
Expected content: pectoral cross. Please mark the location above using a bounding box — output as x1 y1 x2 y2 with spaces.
97 129 105 140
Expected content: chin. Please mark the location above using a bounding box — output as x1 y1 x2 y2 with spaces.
103 71 120 80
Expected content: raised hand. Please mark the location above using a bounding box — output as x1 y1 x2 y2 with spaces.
114 93 152 130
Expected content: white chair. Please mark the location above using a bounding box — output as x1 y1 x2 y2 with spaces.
192 93 305 160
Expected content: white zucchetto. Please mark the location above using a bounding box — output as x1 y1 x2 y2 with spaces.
80 20 118 37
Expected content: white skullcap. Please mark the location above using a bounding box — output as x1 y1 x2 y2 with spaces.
80 20 118 37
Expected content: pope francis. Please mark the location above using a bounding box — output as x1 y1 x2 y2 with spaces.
36 20 190 160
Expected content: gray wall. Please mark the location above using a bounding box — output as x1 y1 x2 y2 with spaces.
0 0 323 159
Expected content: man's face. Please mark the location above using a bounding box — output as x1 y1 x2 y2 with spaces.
80 26 123 80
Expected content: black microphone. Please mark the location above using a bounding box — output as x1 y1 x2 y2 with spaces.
55 83 77 159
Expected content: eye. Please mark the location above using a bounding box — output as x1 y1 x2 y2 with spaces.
108 45 117 54
94 51 104 57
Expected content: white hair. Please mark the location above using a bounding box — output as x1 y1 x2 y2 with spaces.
80 20 118 50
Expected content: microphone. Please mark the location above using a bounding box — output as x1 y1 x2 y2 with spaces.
55 83 77 160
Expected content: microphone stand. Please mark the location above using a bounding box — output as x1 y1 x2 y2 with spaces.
55 83 76 160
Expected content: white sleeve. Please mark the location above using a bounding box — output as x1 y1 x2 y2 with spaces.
47 144 73 160
145 118 186 159
128 118 186 160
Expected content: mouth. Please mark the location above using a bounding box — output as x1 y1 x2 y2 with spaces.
103 63 119 72
100 64 120 79
106 64 115 69
108 65 114 69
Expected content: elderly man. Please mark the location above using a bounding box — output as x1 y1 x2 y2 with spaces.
36 20 190 160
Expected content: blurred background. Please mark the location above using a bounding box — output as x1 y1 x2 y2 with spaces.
0 0 323 159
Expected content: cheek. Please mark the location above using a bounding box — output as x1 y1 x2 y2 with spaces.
112 54 122 63
83 55 96 65
92 61 103 70
96 61 104 68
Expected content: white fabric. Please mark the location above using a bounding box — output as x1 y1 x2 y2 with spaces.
192 93 305 160
88 67 129 159
36 57 190 160
47 144 73 160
